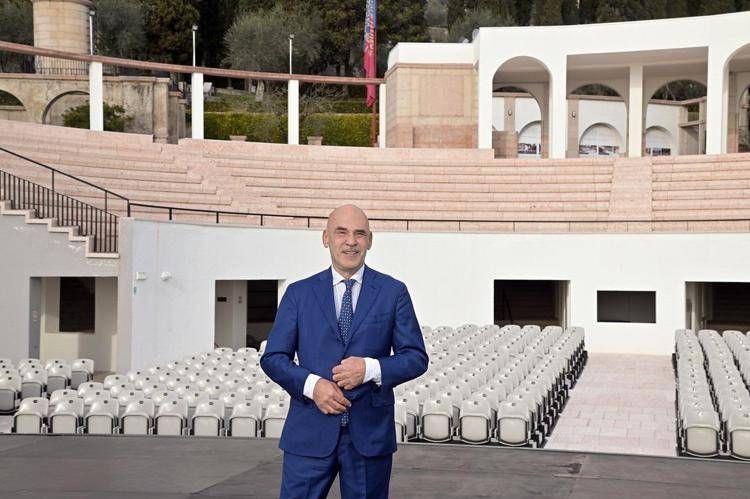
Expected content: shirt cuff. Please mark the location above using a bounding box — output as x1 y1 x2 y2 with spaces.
363 357 382 386
303 373 322 400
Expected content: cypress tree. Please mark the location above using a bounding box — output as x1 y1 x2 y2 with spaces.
533 0 563 25
700 0 736 15
666 0 689 17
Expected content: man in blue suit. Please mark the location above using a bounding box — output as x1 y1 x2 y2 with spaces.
261 204 428 499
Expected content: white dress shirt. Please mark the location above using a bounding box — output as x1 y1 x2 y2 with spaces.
302 265 382 400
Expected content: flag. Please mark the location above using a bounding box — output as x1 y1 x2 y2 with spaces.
364 0 378 107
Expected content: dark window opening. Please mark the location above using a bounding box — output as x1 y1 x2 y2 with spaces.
597 291 655 323
494 280 564 327
59 277 95 332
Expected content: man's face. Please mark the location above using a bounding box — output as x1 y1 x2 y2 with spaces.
323 206 373 277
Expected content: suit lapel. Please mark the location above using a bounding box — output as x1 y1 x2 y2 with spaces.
348 265 382 344
312 269 340 341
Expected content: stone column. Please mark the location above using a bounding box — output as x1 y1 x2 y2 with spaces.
191 72 204 139
378 84 386 148
727 72 738 153
477 67 493 149
152 79 169 144
288 79 299 145
549 59 568 159
88 61 103 131
567 99 579 158
706 48 729 155
627 64 644 158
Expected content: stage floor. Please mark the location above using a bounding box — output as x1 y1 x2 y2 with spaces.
0 435 748 498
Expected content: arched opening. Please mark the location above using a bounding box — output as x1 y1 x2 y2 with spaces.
579 123 623 157
43 91 89 126
645 126 673 157
491 57 551 159
518 121 541 157
569 84 626 157
726 43 750 153
647 80 707 156
0 89 29 122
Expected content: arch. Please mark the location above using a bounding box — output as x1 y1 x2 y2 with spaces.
644 126 673 157
0 88 30 123
492 56 551 159
578 122 623 157
42 90 89 125
650 80 707 102
518 120 542 157
569 84 621 99
738 85 750 153
0 85 28 111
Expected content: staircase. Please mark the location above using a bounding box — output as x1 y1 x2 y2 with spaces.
0 164 120 258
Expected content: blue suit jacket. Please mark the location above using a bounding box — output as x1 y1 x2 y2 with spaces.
260 265 428 458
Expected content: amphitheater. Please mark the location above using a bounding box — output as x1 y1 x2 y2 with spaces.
3 5 750 498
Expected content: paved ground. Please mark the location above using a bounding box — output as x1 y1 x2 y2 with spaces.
546 353 677 456
0 434 748 498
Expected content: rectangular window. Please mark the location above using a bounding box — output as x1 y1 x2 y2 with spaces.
59 277 95 333
597 291 656 323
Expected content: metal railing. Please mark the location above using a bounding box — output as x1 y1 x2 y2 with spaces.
0 147 126 253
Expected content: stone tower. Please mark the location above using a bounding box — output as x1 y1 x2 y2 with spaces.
32 0 93 74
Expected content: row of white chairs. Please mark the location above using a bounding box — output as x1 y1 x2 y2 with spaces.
0 358 94 413
675 329 750 460
394 324 586 447
12 388 288 438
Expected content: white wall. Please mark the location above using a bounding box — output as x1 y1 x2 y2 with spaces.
646 103 683 154
0 213 119 362
40 276 118 371
578 99 628 151
116 219 750 369
214 280 247 350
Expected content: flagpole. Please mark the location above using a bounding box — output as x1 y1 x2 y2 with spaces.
370 3 378 147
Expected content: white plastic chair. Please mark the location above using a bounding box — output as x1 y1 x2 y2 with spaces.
0 374 21 413
155 399 188 436
192 400 225 436
70 359 94 389
49 397 84 434
262 401 289 438
122 399 155 435
13 397 49 434
85 399 119 434
228 402 261 437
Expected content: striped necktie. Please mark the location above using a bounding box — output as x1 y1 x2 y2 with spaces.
338 279 354 426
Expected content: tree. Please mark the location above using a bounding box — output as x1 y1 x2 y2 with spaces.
578 0 599 23
224 5 322 74
666 0 689 17
62 103 133 132
700 0 736 15
644 0 668 18
447 7 515 42
533 0 563 25
0 0 33 72
561 0 579 24
193 0 240 68
142 0 200 64
93 0 146 59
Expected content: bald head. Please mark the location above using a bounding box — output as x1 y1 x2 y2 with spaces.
323 204 373 278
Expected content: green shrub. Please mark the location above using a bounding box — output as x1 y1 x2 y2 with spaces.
62 103 132 132
203 112 373 147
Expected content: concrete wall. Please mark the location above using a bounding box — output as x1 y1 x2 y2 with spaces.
385 63 478 148
0 213 119 362
40 276 118 371
0 75 171 141
214 280 247 350
116 218 750 370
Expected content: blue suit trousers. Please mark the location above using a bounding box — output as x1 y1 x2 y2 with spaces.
280 427 392 499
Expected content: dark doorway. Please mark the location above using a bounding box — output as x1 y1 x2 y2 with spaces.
493 280 567 328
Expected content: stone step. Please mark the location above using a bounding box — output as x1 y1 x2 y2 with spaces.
241 185 611 203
